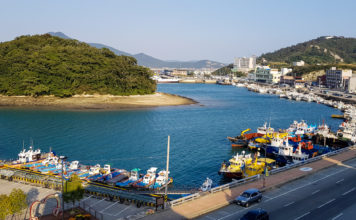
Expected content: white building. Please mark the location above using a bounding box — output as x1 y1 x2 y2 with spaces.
281 68 293 75
253 66 283 84
233 56 256 73
345 74 356 93
292 60 305 66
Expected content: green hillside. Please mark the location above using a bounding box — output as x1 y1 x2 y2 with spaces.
259 36 356 65
0 34 156 97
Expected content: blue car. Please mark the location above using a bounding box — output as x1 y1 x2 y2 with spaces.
235 188 262 207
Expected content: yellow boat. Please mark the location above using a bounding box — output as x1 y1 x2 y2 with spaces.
219 152 252 179
244 157 276 177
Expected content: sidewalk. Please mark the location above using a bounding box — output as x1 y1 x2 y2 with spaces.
143 148 356 219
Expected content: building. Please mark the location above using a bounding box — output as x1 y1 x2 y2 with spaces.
325 67 352 90
172 69 189 76
280 76 295 86
292 60 305 66
281 68 293 75
233 56 256 73
344 74 356 93
253 66 283 84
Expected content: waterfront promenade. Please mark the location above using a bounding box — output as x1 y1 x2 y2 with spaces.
144 147 356 219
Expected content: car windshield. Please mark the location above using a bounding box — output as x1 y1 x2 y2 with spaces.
241 192 251 197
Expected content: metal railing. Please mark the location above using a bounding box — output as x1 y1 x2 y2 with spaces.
169 146 354 207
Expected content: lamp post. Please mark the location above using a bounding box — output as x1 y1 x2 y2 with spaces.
59 155 67 220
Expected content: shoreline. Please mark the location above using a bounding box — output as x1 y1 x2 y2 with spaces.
0 92 198 111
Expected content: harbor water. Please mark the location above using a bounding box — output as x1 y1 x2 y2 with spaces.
0 84 343 187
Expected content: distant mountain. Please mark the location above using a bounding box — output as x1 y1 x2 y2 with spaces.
259 36 356 64
48 32 226 68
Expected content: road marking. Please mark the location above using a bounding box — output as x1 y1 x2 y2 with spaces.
81 195 93 202
263 195 271 199
342 187 355 196
90 198 105 207
331 213 343 220
217 164 356 220
336 179 344 184
294 212 310 220
284 201 295 207
318 198 335 208
100 201 118 213
311 189 320 195
114 205 131 216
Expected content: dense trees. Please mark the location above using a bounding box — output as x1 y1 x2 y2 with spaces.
0 34 156 97
212 64 246 77
0 188 27 219
63 174 84 209
259 36 356 65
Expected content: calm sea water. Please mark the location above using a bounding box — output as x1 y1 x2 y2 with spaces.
0 84 342 187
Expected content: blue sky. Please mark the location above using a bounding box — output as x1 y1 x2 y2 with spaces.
1 0 355 63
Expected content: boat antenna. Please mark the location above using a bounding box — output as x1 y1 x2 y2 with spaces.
22 140 24 150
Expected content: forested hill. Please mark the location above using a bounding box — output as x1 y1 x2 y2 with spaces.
0 34 156 97
259 36 356 64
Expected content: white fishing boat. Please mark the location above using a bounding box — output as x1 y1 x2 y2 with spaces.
257 122 274 135
17 146 41 163
89 164 101 175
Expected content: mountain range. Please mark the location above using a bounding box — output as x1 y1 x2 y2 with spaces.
48 32 226 69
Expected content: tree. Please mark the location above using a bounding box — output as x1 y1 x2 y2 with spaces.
8 189 27 216
63 174 84 209
0 194 10 220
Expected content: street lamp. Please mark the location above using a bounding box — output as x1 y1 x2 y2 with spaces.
59 155 67 220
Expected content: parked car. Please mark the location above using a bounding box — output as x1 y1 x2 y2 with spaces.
235 188 262 207
240 209 269 220
346 95 353 98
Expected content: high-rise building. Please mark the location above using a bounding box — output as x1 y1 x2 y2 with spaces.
233 56 256 72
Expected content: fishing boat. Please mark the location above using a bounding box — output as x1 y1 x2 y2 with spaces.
133 167 158 188
150 170 172 189
17 146 41 164
244 156 276 177
231 139 248 148
257 122 274 135
116 168 140 187
218 152 252 179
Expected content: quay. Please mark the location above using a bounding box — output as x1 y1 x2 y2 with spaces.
143 146 356 219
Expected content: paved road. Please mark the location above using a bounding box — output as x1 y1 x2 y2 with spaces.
197 157 356 220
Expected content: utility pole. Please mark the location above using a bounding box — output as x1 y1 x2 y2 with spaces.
164 136 170 205
60 155 67 220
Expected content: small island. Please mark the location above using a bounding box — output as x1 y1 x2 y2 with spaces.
0 34 196 110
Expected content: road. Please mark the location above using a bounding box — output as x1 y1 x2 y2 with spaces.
197 157 356 220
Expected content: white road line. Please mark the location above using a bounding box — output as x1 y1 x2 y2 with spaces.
114 205 131 216
342 187 355 196
217 164 356 220
294 212 310 220
100 201 118 213
284 201 295 207
263 195 271 199
90 198 105 207
336 179 344 184
311 189 320 195
318 198 335 208
81 195 93 202
331 213 343 220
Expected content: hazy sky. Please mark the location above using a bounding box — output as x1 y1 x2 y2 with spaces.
1 0 355 63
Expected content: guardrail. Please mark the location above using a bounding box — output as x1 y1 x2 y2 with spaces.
169 146 354 207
